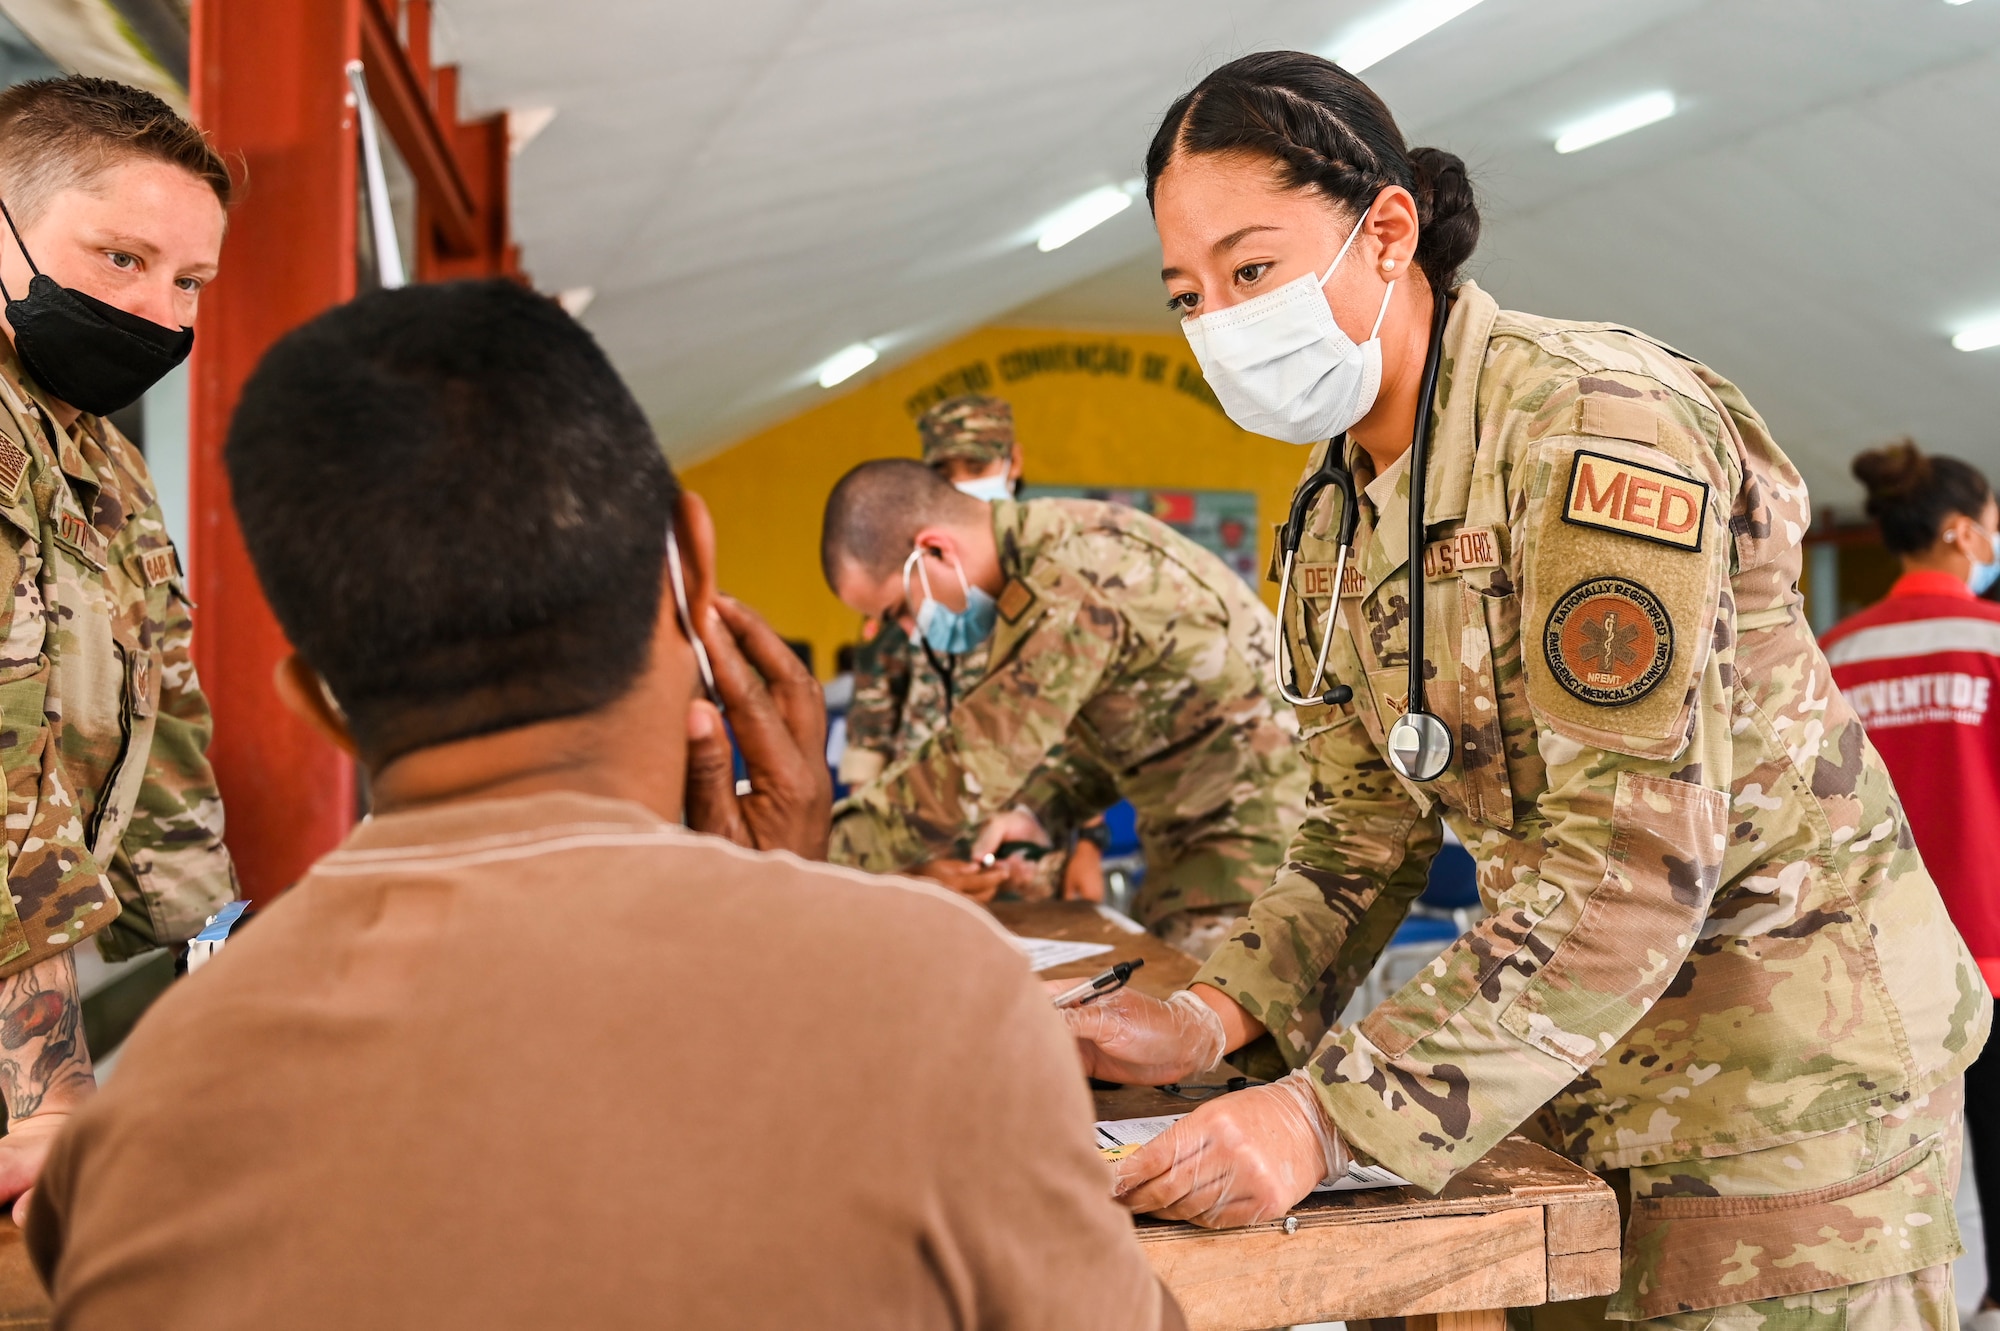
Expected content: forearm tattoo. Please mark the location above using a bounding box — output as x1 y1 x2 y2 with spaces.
0 951 91 1121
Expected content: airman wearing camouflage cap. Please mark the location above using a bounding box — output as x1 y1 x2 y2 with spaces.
917 393 1017 470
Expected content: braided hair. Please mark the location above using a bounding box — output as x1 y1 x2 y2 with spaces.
1145 51 1480 292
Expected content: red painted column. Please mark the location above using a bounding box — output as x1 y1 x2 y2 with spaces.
187 0 360 901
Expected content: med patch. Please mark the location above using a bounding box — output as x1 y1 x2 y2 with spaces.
1562 449 1708 552
1544 576 1673 706
1521 436 1724 760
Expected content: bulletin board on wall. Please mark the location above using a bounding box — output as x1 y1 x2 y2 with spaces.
681 325 1313 678
1020 485 1262 587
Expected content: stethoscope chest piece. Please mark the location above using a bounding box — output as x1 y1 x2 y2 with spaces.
1386 710 1452 782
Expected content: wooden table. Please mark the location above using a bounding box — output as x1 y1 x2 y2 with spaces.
1001 900 1621 1331
0 1227 48 1328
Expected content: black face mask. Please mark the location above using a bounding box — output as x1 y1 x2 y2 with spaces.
0 201 192 417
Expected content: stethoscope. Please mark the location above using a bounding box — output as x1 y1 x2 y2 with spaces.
1271 286 1454 783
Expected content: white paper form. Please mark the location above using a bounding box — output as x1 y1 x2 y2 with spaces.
1094 1114 1411 1192
1014 937 1115 972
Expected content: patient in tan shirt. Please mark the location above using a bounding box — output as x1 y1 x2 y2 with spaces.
26 280 1183 1331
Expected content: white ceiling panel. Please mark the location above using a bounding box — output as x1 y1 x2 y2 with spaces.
440 0 2000 514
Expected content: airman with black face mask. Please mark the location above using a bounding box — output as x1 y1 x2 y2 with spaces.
0 76 237 1222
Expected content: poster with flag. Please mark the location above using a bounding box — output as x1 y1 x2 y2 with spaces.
1020 485 1259 586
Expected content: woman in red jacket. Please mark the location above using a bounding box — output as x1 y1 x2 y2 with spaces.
1824 438 2000 1327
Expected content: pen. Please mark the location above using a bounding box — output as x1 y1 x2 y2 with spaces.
1051 958 1144 1008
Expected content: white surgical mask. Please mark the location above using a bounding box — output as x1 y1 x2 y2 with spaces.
1180 208 1394 445
953 474 1013 503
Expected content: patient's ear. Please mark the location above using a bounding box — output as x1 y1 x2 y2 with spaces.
675 489 717 622
273 653 358 757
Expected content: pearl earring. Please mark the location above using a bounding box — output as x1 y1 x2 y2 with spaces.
1381 259 1396 272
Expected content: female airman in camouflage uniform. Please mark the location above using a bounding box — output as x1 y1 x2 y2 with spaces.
1065 52 1986 1329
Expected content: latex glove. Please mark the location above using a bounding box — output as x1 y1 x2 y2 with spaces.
0 1106 79 1226
683 596 833 859
969 806 1050 861
1059 987 1228 1085
915 858 1013 903
1112 1071 1349 1228
969 808 1047 890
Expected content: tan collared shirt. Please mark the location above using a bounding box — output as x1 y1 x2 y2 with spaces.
28 791 1183 1330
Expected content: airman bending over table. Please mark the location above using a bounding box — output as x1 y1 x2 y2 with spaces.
822 459 1306 957
843 394 1115 903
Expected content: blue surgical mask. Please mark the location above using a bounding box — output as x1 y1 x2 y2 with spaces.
904 547 997 653
1972 529 2000 596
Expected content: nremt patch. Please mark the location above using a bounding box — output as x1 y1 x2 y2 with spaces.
1545 576 1674 706
1562 450 1708 551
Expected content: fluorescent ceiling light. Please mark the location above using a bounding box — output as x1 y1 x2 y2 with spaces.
1036 183 1137 253
817 342 879 388
1554 91 1677 154
1329 0 1489 73
508 105 558 158
1952 318 2000 352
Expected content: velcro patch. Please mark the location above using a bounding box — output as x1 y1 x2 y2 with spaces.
140 547 179 587
1295 562 1364 600
996 579 1036 624
1563 450 1707 552
54 512 106 568
1545 576 1673 706
1424 526 1502 580
0 437 24 501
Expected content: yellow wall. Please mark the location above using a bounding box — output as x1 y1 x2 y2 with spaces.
682 324 1310 678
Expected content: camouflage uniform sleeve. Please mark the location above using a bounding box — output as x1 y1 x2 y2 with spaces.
841 631 907 763
1195 703 1440 1066
827 589 1121 872
95 566 236 961
1009 742 1120 846
1299 404 1740 1193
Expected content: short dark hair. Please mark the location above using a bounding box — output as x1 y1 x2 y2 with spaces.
0 76 232 224
1146 51 1480 292
1852 439 1993 556
821 459 983 584
226 279 680 765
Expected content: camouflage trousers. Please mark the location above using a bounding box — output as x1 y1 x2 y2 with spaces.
1516 1078 1964 1327
1511 1264 1955 1329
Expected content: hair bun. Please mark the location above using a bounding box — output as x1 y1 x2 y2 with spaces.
1408 146 1479 289
1851 438 1931 500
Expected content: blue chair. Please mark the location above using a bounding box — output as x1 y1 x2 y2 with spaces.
1416 840 1480 924
1099 800 1145 919
1102 800 1140 858
1356 838 1484 1015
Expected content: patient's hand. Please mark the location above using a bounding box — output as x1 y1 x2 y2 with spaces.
684 595 832 859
